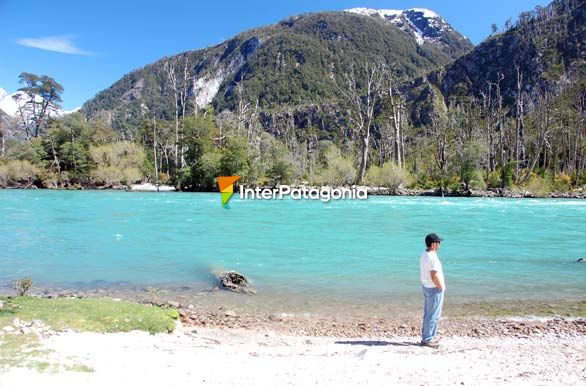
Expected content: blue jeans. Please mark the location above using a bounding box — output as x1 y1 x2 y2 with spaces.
421 286 444 342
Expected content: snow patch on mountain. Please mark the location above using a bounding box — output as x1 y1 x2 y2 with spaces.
345 8 402 18
0 88 20 116
408 8 439 19
0 87 78 117
345 7 451 46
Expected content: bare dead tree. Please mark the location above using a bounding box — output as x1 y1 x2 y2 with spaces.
523 90 553 183
191 76 200 115
386 65 406 168
165 60 180 169
0 117 5 158
235 79 251 137
575 83 586 184
179 55 190 168
152 115 158 181
335 62 386 184
489 72 507 188
515 64 527 182
429 106 454 195
47 131 61 176
480 82 496 175
247 99 261 152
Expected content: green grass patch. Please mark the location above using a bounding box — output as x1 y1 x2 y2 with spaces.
65 363 94 372
0 296 179 334
0 334 55 371
0 296 177 372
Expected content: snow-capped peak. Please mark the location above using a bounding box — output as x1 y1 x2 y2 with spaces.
345 8 403 18
0 86 73 118
0 89 21 116
345 7 449 46
407 8 440 19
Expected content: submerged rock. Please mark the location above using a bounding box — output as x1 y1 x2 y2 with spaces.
217 271 256 294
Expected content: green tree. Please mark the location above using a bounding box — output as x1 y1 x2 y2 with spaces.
220 136 250 178
15 72 64 138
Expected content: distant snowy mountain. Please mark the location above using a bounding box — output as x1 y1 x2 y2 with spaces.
0 88 19 116
345 8 470 48
0 87 78 118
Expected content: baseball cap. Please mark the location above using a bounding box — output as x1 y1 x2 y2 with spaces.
425 233 443 245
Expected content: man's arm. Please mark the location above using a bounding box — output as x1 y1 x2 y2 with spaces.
430 270 445 291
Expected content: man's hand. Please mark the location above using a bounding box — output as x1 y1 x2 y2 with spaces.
430 270 445 291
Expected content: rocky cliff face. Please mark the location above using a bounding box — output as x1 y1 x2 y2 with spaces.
82 9 472 135
400 0 586 128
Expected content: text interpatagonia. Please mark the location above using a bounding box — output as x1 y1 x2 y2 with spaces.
239 185 368 202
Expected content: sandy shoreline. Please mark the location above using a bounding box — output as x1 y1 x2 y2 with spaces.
1 292 585 384
1 323 585 385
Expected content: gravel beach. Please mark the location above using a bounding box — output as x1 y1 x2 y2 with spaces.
1 323 585 386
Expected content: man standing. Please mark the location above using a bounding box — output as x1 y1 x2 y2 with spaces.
420 233 445 348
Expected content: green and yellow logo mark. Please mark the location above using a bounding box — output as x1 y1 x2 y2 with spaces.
218 176 241 207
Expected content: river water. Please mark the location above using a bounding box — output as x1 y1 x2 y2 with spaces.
1 190 584 315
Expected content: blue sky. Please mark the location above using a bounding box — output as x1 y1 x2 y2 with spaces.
0 0 550 110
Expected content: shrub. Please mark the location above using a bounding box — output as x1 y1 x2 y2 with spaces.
89 142 146 185
13 277 33 296
468 170 487 190
312 145 356 185
0 160 41 186
525 174 553 197
366 162 410 189
269 158 294 184
486 171 501 188
554 172 572 191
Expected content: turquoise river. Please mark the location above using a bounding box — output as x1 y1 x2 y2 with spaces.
1 190 584 314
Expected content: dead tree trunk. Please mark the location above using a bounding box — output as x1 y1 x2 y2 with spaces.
153 115 158 181
388 72 405 169
515 65 527 182
335 62 385 184
524 92 553 184
165 60 180 171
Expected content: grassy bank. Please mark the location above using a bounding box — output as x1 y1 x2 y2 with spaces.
0 296 179 333
0 296 179 372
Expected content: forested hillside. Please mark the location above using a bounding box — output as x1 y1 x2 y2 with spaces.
1 0 584 196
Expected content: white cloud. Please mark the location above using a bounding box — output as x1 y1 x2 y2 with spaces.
16 35 93 55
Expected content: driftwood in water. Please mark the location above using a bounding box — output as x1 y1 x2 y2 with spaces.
217 271 256 294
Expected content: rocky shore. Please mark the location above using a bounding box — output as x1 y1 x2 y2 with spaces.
2 182 585 198
366 186 586 199
175 305 586 339
14 290 585 340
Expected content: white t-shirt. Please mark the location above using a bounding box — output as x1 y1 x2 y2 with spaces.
420 250 444 288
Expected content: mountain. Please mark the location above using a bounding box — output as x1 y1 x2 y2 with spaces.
0 88 19 116
418 0 585 122
82 9 473 132
0 87 78 118
345 8 472 61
